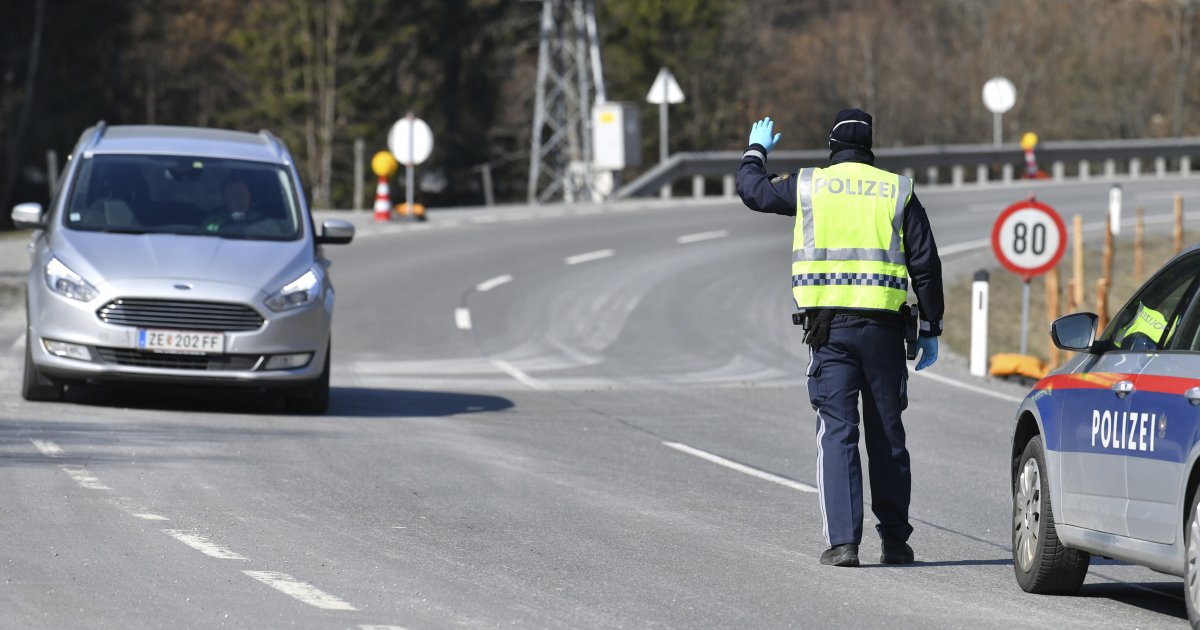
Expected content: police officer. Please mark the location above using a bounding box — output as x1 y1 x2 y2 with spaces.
736 109 944 567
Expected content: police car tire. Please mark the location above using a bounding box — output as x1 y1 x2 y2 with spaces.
1185 491 1200 628
1013 436 1090 594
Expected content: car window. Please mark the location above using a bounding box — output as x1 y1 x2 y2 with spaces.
1100 253 1200 352
63 154 301 241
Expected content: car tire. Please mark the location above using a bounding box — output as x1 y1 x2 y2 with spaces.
283 342 330 415
1185 488 1200 627
21 334 64 402
1012 435 1090 594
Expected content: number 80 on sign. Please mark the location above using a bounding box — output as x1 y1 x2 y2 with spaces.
991 198 1067 280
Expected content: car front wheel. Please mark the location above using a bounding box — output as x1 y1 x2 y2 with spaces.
1185 489 1200 627
1013 435 1089 594
21 334 64 402
283 342 330 415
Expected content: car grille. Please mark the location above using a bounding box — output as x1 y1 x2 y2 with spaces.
97 298 264 332
95 347 262 371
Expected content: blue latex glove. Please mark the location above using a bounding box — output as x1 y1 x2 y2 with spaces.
915 336 938 371
748 117 782 153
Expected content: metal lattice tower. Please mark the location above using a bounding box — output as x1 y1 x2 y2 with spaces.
527 0 606 204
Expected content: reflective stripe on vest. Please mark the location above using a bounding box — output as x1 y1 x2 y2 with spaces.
792 162 911 311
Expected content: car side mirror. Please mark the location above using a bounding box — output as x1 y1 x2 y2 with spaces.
316 219 354 245
1051 312 1099 352
11 202 45 229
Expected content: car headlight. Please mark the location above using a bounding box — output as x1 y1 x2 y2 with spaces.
46 257 98 301
264 269 321 312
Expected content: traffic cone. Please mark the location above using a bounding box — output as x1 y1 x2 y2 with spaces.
373 177 391 222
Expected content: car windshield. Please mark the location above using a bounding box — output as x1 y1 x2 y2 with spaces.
63 154 302 241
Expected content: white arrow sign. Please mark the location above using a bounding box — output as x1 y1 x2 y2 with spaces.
646 68 684 105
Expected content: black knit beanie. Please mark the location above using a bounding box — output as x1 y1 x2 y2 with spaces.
828 108 873 153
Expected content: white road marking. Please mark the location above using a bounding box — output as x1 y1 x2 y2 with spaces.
911 369 1025 403
454 308 473 330
565 249 614 265
938 238 991 256
504 211 533 221
476 274 514 292
31 439 63 458
491 359 548 390
358 626 409 630
11 332 26 352
538 210 565 218
662 441 818 494
470 215 499 224
676 230 729 244
574 208 602 216
60 466 112 490
132 513 170 521
163 530 249 560
243 571 358 611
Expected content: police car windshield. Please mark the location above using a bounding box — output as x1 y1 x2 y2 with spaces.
64 154 302 241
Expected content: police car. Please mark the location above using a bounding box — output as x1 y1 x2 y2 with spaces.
1011 244 1200 624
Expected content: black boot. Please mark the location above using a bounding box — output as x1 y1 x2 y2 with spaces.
880 540 914 564
819 543 860 567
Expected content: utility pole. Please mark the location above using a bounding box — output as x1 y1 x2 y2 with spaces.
528 0 606 204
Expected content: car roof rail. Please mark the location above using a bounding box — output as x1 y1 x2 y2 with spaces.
90 121 108 147
257 129 289 163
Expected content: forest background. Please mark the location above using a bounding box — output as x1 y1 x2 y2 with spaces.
1 0 1197 219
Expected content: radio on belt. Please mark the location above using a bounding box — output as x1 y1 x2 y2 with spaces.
901 304 919 360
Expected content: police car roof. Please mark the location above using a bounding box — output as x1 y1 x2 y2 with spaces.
83 125 290 164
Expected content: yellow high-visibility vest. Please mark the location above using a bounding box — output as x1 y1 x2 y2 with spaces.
1114 302 1171 348
792 162 912 311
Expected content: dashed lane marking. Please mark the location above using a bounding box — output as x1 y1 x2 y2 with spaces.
132 513 170 521
491 359 548 391
476 274 514 292
454 308 473 330
662 441 818 494
163 530 249 560
565 249 614 265
60 466 112 491
31 439 63 457
676 230 729 244
243 571 358 611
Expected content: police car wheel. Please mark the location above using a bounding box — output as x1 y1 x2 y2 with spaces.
1184 491 1200 627
1012 436 1090 594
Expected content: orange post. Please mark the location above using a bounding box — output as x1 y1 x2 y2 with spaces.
1046 266 1061 371
1175 193 1185 254
1097 278 1110 331
1072 214 1084 309
1135 205 1145 283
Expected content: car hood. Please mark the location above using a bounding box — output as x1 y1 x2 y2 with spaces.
49 230 313 290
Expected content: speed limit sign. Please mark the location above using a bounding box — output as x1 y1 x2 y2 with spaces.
992 198 1067 280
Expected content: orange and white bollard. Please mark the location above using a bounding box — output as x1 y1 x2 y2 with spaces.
373 177 391 222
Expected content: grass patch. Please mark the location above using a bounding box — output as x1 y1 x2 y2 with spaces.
943 234 1183 365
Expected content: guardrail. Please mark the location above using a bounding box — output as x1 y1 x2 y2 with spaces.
614 137 1200 200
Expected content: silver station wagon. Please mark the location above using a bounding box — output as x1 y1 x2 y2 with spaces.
12 123 354 413
1011 244 1200 625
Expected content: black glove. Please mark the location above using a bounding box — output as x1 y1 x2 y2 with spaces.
803 310 833 349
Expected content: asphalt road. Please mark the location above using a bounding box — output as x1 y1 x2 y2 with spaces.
4 176 1200 628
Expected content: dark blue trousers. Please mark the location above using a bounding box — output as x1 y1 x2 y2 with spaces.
807 315 913 547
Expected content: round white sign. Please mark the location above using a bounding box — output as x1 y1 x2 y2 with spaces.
991 199 1067 278
388 116 434 166
981 77 1017 114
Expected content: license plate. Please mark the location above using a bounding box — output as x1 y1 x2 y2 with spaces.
137 329 225 354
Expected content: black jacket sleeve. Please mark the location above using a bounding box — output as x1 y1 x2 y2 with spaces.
901 191 945 336
735 144 797 216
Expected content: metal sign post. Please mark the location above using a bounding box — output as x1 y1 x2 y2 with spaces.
646 67 684 164
387 113 434 219
982 77 1016 146
992 197 1068 355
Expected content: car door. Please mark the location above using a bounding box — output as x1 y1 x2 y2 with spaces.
1056 252 1200 536
1123 255 1200 543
